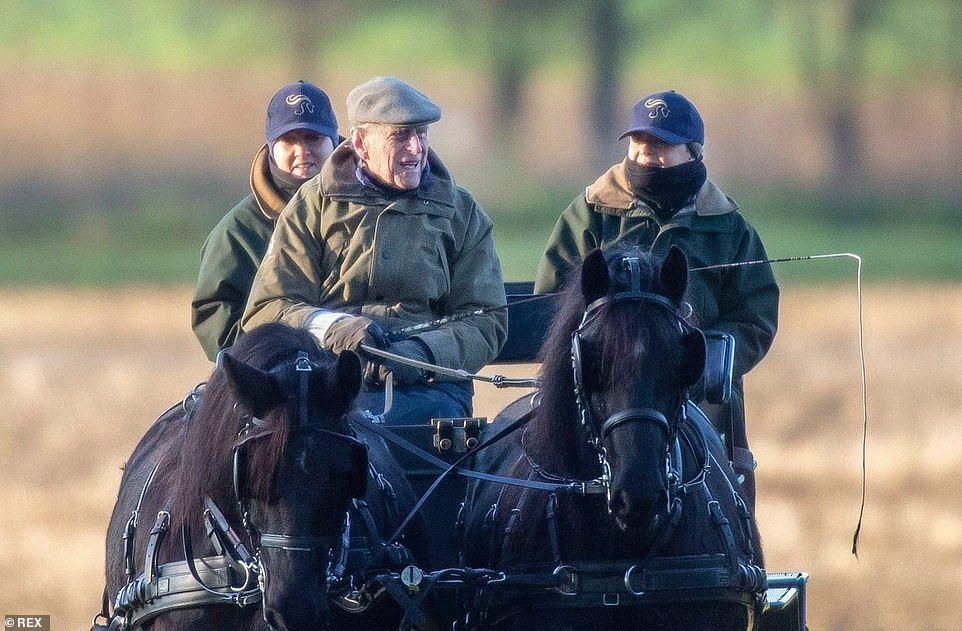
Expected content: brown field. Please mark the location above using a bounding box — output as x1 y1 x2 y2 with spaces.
0 285 958 630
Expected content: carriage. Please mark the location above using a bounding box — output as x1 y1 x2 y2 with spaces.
96 251 809 631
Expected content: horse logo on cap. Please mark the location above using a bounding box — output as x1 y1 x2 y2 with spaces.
644 98 670 119
285 94 315 116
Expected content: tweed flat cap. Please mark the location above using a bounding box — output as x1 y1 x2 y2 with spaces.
347 77 441 127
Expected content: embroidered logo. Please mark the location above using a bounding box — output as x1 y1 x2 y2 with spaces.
285 94 315 116
644 98 670 119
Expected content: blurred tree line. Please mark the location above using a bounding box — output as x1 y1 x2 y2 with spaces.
2 0 961 283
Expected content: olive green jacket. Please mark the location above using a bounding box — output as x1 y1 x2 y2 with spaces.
242 141 507 374
534 160 779 379
191 145 287 361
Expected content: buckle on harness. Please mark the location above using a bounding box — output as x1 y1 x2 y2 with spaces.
624 564 646 596
552 565 579 595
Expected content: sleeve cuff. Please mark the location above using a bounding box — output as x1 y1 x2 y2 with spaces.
307 310 351 347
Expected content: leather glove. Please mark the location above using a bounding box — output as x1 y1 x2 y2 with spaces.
367 339 434 386
323 315 389 354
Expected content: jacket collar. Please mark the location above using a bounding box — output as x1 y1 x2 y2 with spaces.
249 144 290 221
584 159 737 217
319 140 458 208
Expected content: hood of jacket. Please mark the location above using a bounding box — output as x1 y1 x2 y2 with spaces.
249 144 291 221
584 159 737 217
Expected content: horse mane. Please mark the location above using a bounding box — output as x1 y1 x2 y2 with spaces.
159 323 346 535
529 246 680 474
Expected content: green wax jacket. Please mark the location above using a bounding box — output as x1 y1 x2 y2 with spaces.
191 145 286 361
535 160 779 380
242 141 507 374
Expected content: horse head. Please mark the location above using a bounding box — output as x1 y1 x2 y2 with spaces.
184 323 368 630
575 246 705 531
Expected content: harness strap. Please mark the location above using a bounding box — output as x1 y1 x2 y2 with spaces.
601 407 670 438
115 555 259 630
731 446 757 472
203 497 256 566
123 463 160 581
545 493 562 567
144 511 170 583
352 414 595 494
295 351 311 425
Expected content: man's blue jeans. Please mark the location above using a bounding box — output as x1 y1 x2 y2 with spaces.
354 380 473 425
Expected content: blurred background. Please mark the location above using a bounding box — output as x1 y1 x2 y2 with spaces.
1 1 960 629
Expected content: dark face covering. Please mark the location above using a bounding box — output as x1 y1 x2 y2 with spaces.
268 151 311 198
624 156 707 222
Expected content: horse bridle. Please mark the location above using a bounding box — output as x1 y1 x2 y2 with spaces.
570 256 700 515
185 351 367 606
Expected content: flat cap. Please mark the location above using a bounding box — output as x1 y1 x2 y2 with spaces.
347 76 441 127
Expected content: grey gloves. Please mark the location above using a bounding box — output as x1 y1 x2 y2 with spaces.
367 339 433 386
322 315 389 354
320 314 433 386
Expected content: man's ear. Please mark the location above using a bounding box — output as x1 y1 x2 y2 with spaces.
350 128 368 162
221 353 286 418
581 249 611 305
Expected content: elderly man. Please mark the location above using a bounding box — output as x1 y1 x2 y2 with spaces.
192 81 340 360
243 77 507 424
534 90 778 510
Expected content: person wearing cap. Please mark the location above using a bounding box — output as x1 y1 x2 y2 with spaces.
534 90 778 511
242 77 506 424
191 81 341 360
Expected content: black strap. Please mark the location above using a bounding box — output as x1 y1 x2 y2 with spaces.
357 408 543 561
600 407 671 438
144 511 170 583
352 413 588 495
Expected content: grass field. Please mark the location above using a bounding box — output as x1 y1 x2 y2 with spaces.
0 284 958 629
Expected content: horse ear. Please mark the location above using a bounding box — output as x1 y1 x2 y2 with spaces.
220 353 286 417
581 249 610 304
680 329 706 390
335 350 363 404
659 245 689 305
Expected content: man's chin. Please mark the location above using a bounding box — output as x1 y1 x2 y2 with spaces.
292 168 318 179
393 174 422 190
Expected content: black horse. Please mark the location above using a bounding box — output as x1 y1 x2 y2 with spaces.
102 323 372 630
461 246 765 631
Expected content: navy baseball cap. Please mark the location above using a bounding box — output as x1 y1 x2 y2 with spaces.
265 81 339 144
619 90 704 145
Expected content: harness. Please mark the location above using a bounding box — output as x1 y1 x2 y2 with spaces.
96 352 362 631
340 256 768 629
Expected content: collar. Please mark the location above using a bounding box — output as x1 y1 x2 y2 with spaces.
584 159 738 217
249 144 290 221
319 140 458 208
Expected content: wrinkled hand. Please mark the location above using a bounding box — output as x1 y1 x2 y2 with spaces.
323 316 389 354
366 339 434 386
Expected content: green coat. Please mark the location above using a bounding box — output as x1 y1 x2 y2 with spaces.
535 160 779 382
242 141 507 374
191 145 287 361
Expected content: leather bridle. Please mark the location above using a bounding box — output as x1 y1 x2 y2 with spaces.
184 351 367 607
569 256 704 519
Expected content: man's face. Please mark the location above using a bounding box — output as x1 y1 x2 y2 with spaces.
271 129 335 179
627 132 693 168
352 124 429 190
